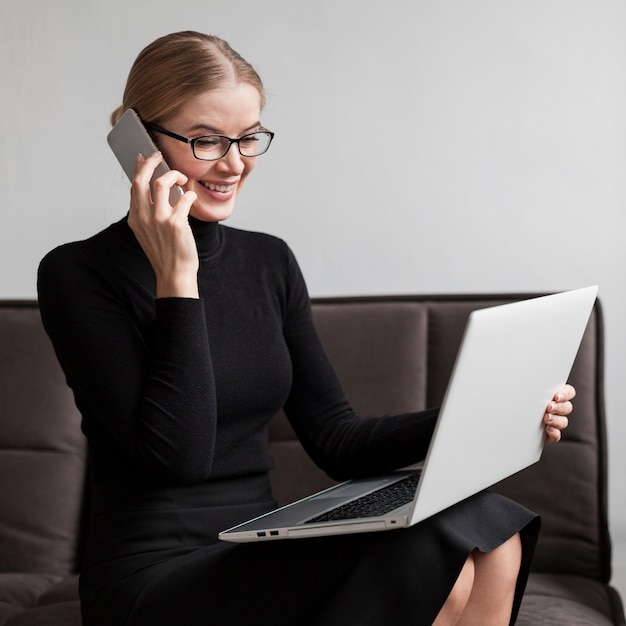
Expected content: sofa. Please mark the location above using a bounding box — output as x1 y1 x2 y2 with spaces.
0 295 624 625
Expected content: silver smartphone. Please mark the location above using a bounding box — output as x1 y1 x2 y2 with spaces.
107 108 184 205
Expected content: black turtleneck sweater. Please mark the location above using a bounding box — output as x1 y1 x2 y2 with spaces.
37 217 437 489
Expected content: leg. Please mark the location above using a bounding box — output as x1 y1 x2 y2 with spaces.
433 533 522 626
457 533 522 626
432 555 475 626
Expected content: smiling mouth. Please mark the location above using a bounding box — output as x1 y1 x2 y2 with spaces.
200 182 236 193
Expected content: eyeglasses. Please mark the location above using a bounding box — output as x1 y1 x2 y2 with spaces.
144 122 274 161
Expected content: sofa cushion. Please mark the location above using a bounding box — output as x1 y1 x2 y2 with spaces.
518 573 617 625
34 576 79 606
0 304 86 577
0 605 22 626
0 573 62 626
4 601 82 626
0 574 61 611
0 577 80 626
310 302 430 414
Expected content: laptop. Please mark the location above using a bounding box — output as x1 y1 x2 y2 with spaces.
219 286 598 543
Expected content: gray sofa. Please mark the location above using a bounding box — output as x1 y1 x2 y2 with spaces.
1 295 624 625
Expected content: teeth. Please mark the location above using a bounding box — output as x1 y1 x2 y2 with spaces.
202 182 234 193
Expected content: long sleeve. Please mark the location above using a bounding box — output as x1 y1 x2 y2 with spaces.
281 250 438 481
37 231 217 484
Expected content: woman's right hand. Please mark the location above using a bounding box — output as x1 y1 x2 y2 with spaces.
127 152 199 298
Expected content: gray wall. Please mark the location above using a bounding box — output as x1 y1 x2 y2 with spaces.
2 0 625 588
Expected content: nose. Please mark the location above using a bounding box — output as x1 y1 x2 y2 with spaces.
216 142 245 174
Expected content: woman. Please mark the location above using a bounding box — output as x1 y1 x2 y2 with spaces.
38 31 573 626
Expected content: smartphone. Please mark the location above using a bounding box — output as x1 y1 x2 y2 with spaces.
107 108 184 206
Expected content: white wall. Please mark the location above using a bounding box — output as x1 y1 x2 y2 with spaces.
2 0 625 588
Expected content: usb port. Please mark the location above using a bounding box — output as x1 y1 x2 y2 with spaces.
269 530 279 536
257 531 266 537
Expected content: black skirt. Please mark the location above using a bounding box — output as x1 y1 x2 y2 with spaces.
79 475 539 626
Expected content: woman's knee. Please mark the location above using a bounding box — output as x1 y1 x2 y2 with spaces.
474 533 522 587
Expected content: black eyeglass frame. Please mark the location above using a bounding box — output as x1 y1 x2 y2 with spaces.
144 121 275 161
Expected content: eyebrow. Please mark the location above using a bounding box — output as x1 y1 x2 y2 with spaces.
187 121 262 136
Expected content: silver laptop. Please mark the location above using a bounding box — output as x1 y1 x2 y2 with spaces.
219 286 598 543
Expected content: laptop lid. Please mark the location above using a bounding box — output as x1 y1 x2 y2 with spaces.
408 285 598 524
220 286 598 542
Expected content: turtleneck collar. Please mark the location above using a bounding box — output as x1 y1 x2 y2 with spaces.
123 214 224 263
189 217 224 262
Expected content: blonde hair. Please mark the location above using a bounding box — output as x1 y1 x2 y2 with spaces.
110 31 265 126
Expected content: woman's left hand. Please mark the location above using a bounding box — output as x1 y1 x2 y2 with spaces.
544 384 575 444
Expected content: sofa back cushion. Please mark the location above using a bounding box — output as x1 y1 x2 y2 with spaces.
0 302 86 577
268 295 610 582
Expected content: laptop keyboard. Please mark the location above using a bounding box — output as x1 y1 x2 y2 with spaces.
304 471 421 524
